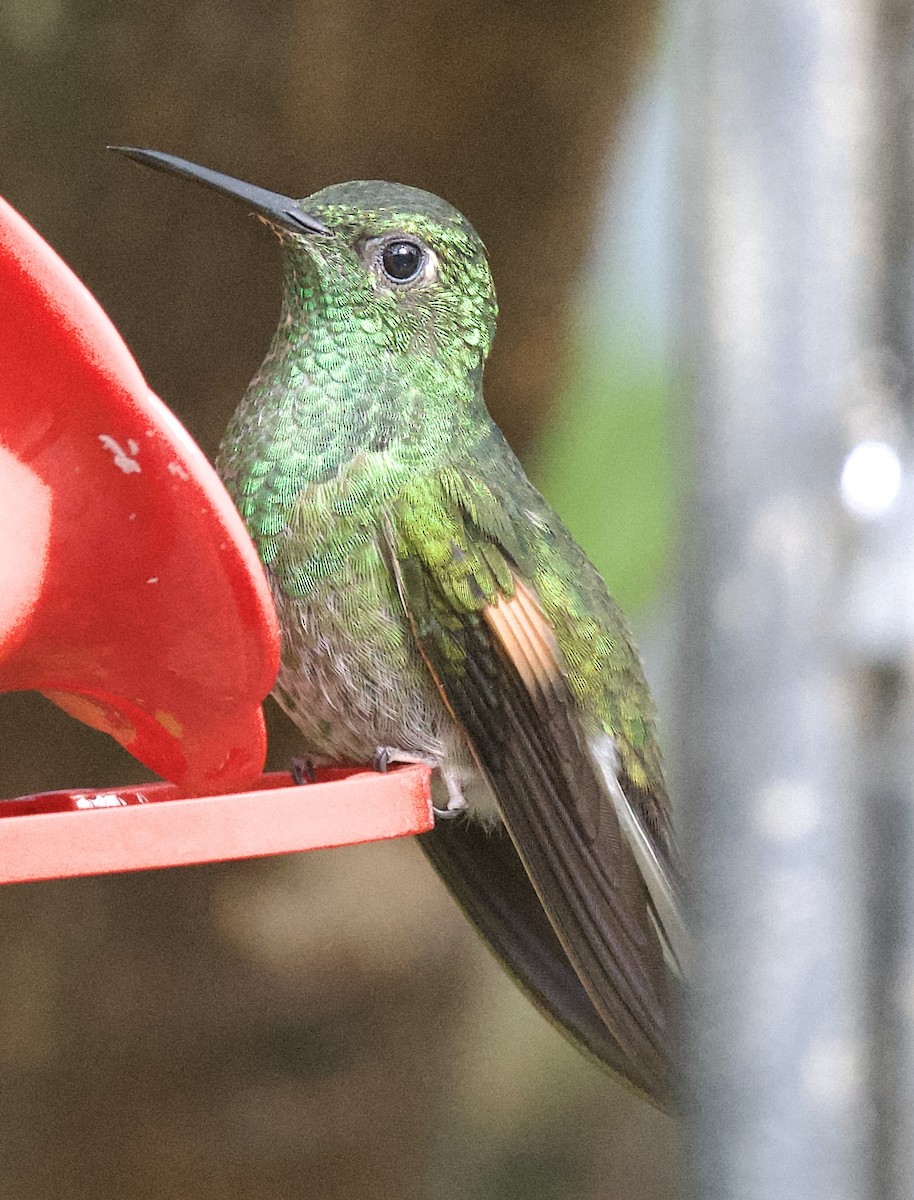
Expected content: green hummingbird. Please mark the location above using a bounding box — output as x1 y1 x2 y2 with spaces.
113 147 685 1106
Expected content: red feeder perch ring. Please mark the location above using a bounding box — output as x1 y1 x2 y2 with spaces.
0 195 433 881
0 765 433 884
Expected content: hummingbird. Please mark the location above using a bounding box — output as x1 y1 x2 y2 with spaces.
113 147 685 1106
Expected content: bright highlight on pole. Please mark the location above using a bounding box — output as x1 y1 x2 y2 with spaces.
839 440 902 519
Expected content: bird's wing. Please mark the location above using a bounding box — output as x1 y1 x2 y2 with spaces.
417 816 656 1089
383 464 679 1103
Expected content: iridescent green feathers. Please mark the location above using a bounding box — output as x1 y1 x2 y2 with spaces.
218 183 499 572
389 444 670 840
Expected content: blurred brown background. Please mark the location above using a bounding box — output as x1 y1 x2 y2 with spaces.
0 3 679 1197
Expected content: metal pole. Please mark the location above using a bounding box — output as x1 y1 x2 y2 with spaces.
676 2 879 1197
856 7 914 1200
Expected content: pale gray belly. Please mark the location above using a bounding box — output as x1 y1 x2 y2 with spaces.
268 569 467 770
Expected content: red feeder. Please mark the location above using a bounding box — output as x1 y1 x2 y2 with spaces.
0 195 432 880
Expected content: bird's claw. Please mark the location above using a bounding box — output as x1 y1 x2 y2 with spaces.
372 747 391 773
434 772 469 821
432 800 467 821
372 747 468 820
290 756 318 785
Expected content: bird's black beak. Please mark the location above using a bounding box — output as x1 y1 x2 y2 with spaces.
109 147 331 237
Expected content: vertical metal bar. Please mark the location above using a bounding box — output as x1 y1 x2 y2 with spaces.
858 8 914 1200
676 3 879 1198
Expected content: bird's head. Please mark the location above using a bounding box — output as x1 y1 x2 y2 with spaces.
287 180 497 370
111 150 497 377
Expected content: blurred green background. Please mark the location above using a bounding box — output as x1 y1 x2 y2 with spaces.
0 3 679 1196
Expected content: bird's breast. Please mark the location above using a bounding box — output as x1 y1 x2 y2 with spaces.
268 529 464 769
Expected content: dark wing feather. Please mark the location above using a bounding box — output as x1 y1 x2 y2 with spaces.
417 817 655 1090
386 499 672 1104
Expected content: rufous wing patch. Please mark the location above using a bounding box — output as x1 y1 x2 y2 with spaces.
482 577 563 698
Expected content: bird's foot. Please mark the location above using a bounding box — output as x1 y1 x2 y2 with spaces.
290 756 318 786
371 747 467 820
435 769 469 820
372 745 434 774
371 746 394 773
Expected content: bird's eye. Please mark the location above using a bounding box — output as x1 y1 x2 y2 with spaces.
380 239 425 283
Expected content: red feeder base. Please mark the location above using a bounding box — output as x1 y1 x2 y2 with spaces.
0 194 436 880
